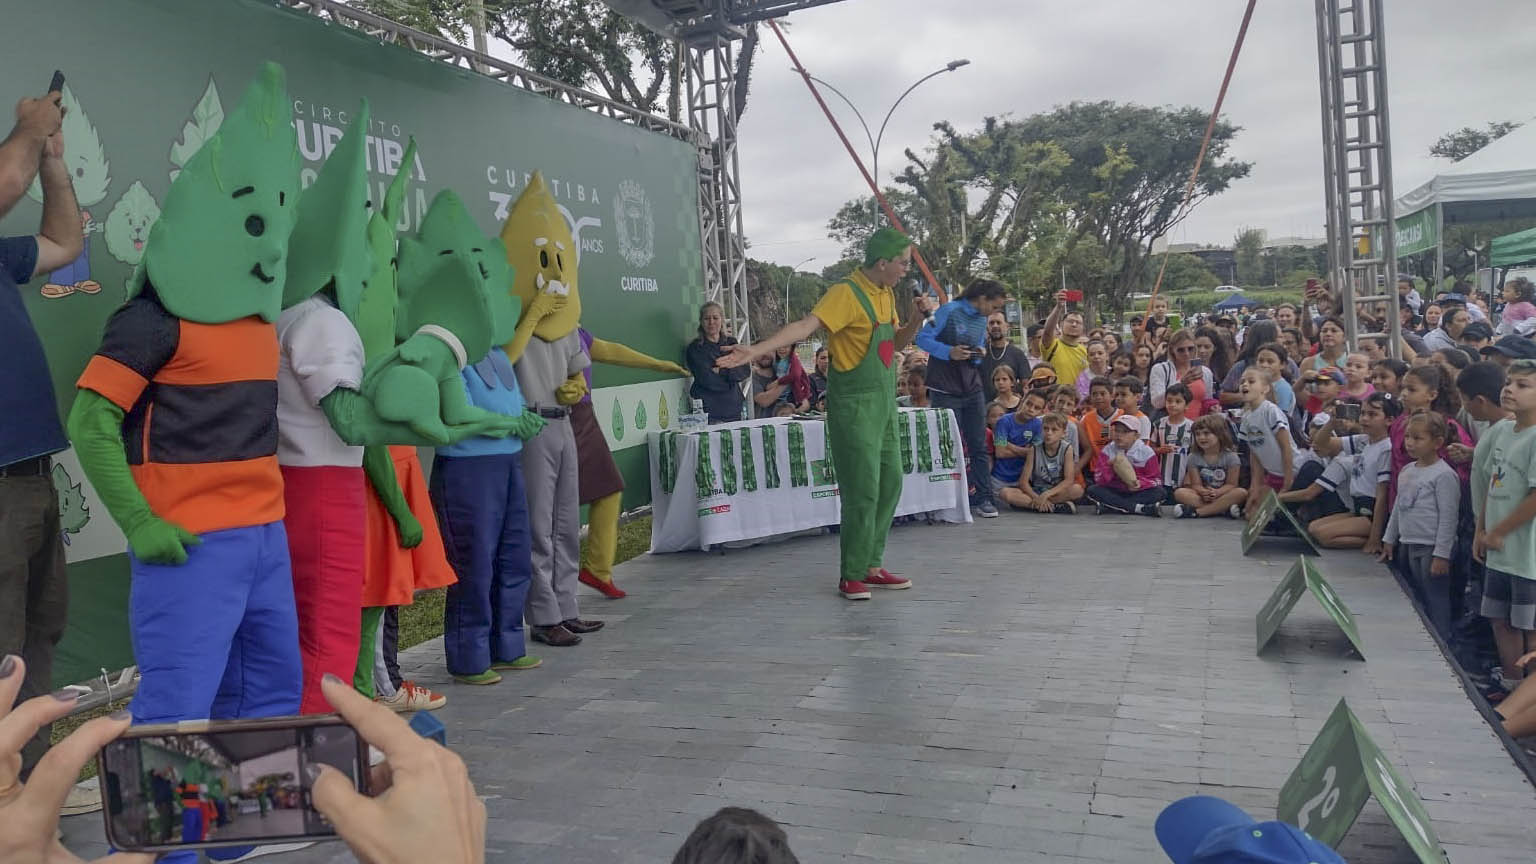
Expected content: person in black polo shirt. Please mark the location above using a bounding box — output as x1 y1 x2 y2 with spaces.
0 84 85 778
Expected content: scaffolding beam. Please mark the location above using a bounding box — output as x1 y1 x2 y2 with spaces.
1315 0 1401 359
686 34 751 342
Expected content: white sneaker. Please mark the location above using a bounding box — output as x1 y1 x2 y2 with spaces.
377 680 446 712
1228 504 1244 519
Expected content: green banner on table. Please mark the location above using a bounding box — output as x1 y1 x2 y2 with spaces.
1241 489 1322 556
1256 556 1366 659
1278 699 1446 863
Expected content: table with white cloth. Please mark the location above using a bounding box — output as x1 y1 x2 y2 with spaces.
647 407 973 553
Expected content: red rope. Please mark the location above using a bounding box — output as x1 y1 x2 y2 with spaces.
1149 0 1258 302
767 19 949 302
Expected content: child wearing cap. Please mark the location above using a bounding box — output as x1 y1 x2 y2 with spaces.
1474 358 1536 689
1086 414 1163 517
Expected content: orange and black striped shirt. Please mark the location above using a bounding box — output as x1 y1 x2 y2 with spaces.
76 295 284 534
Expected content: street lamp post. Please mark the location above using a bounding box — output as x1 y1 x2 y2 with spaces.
797 59 970 226
783 256 816 324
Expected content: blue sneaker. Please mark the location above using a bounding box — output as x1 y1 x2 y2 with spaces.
976 501 999 518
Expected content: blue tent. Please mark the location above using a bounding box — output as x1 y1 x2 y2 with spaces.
1213 293 1261 311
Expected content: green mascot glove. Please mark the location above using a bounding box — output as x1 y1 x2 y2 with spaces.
509 409 548 441
66 391 202 564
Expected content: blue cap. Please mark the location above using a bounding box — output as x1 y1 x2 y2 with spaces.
1155 796 1346 864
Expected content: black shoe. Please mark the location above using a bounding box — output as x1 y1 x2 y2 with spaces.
531 625 582 647
562 618 604 634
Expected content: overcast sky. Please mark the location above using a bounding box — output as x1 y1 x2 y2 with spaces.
735 0 1536 271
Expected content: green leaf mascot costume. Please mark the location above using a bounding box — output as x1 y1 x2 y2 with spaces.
276 100 519 712
67 64 304 730
716 227 924 599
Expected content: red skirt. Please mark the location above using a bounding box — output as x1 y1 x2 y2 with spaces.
282 465 365 714
361 446 456 608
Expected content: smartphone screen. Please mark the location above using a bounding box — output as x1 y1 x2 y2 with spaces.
99 716 365 853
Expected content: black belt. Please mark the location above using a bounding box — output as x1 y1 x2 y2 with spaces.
0 455 50 477
533 406 569 419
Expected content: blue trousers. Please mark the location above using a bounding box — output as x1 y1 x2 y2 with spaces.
129 521 301 722
931 390 992 506
180 806 202 844
431 452 533 675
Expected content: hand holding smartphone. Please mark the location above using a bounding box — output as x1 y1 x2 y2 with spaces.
99 715 367 853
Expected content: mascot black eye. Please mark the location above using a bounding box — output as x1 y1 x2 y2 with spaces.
557 254 564 270
245 215 265 237
540 250 549 269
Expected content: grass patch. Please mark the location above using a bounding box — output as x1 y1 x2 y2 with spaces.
396 514 652 651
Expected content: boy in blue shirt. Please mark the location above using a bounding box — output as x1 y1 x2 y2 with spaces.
991 389 1047 502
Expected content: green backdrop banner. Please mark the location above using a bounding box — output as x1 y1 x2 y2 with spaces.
1 0 702 685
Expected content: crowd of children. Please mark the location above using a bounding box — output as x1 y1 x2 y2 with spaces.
962 288 1536 744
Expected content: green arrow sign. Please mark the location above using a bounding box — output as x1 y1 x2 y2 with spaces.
1241 488 1322 555
1256 556 1366 659
1278 699 1446 863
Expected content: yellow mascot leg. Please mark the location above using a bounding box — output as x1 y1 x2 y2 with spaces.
579 491 627 598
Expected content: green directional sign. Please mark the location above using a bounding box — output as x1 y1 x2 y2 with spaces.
1241 489 1322 555
1279 699 1446 863
1257 557 1366 658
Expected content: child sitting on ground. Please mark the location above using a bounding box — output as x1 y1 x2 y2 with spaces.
990 390 1046 504
1080 376 1120 474
1087 414 1163 517
1380 411 1461 638
1154 383 1195 497
1299 391 1400 549
1172 414 1246 519
1004 411 1083 514
1473 359 1536 690
1113 376 1151 440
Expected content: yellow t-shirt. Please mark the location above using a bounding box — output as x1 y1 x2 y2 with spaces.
1043 337 1089 386
811 270 899 372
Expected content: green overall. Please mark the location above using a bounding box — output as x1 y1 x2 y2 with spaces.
825 280 904 585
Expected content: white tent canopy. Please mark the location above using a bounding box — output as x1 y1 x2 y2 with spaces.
1395 122 1536 218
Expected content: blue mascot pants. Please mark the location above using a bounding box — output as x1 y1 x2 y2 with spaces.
431 452 533 676
128 520 301 721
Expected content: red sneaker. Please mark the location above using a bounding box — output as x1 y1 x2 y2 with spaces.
838 579 872 600
579 569 627 599
864 569 912 590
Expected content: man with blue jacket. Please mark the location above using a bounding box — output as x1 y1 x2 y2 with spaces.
917 279 1010 518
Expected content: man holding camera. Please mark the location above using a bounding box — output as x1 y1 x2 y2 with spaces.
0 84 84 778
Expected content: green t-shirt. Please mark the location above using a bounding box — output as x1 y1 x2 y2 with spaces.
1472 419 1536 579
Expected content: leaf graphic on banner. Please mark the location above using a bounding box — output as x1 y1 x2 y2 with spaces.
658 392 670 428
635 399 647 430
169 77 224 182
611 398 626 441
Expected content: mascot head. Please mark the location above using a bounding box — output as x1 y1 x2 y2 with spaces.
499 172 580 341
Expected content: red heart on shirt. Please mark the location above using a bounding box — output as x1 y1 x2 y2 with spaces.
878 339 895 368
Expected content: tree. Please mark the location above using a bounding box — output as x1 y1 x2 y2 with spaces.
1429 121 1523 162
1143 253 1218 293
1006 101 1251 317
826 189 931 262
1233 227 1265 286
355 0 758 124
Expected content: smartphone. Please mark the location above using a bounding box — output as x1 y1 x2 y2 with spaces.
48 70 64 93
1336 401 1361 422
98 715 367 854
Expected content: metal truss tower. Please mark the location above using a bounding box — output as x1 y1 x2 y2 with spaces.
1315 0 1401 357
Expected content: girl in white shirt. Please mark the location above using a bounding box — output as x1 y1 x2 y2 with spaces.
1238 367 1315 515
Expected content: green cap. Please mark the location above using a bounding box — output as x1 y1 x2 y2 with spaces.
863 226 912 267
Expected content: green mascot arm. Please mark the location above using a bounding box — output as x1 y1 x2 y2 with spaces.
321 386 524 447
66 390 201 564
589 337 688 376
361 444 421 549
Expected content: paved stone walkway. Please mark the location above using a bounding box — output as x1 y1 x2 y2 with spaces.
65 512 1536 862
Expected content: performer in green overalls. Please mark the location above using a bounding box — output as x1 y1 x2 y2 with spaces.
717 228 927 599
